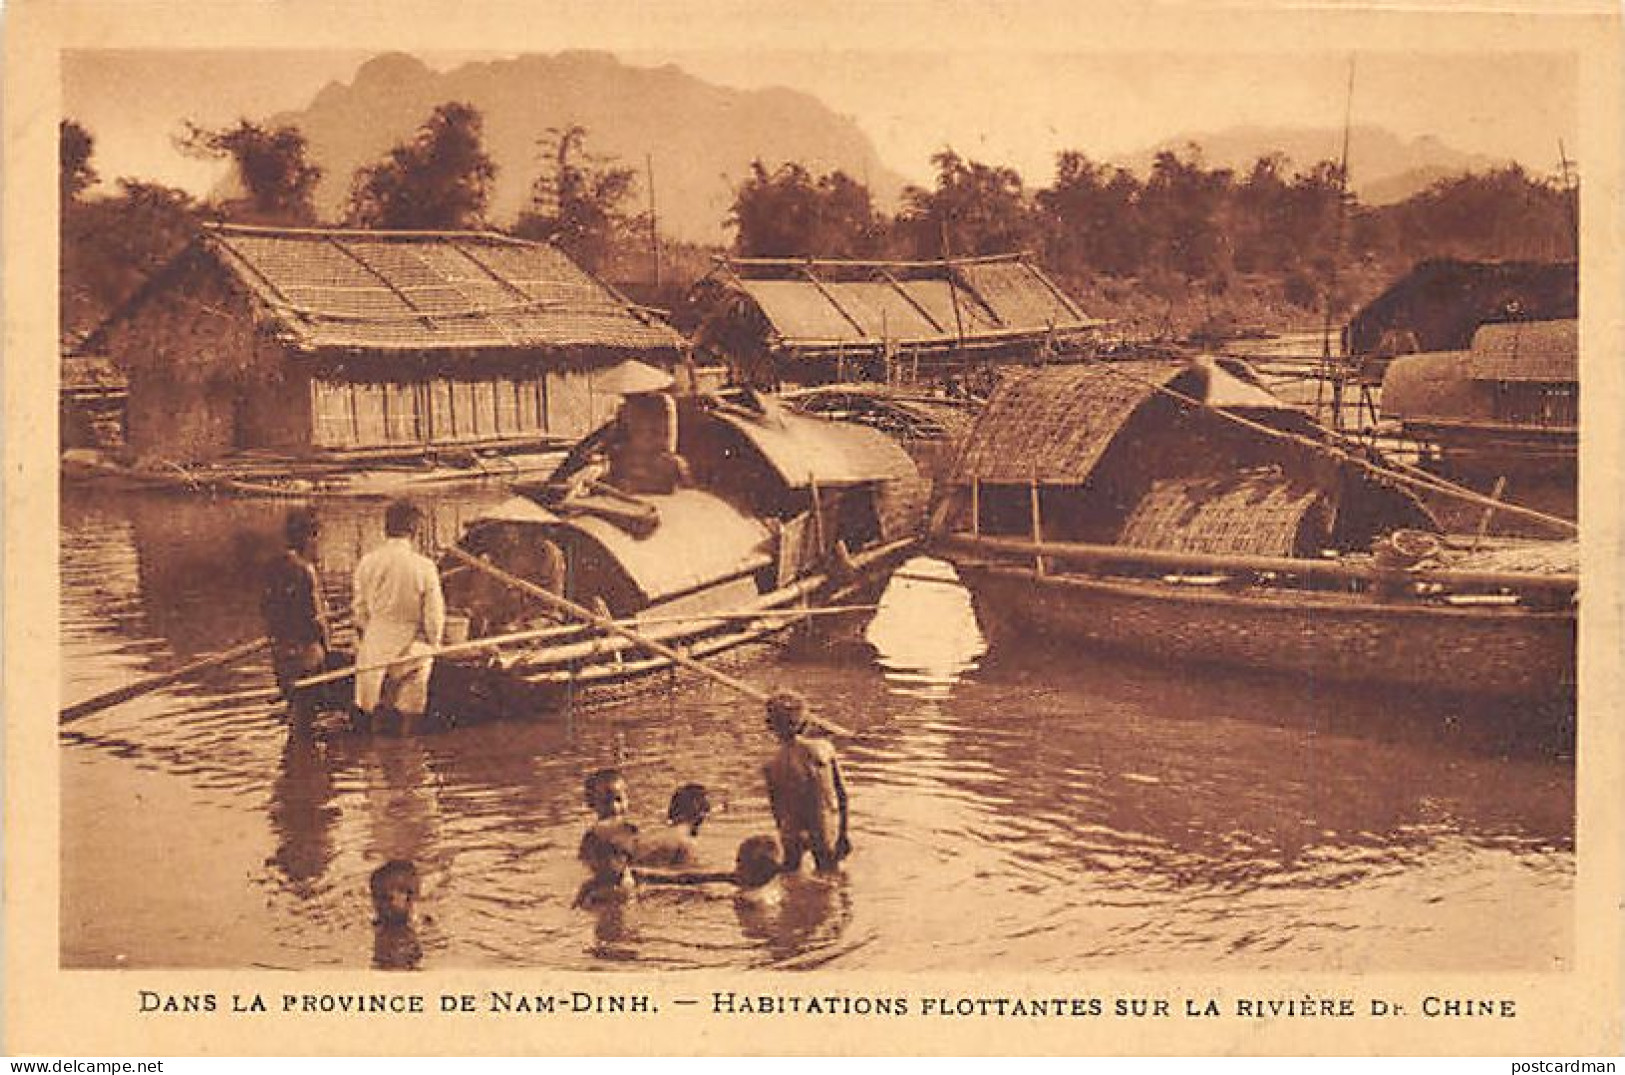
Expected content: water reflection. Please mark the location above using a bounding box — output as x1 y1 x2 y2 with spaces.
266 728 338 894
866 558 986 700
60 488 1574 972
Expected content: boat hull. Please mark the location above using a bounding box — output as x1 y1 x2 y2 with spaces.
423 539 913 727
955 562 1576 699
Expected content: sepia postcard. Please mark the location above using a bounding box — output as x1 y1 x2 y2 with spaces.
5 0 1623 1058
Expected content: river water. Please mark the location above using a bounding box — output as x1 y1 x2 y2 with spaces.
59 486 1574 972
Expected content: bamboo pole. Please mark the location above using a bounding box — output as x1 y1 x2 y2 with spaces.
444 546 856 737
1028 468 1046 576
970 476 981 538
1472 476 1509 554
942 533 1577 599
809 474 826 556
60 636 270 723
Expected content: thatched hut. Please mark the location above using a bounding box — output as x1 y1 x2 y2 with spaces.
949 358 1433 557
1381 318 1577 519
689 254 1103 388
80 223 686 465
1344 258 1576 365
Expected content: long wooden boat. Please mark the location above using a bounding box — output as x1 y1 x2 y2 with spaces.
418 388 928 723
60 444 567 499
943 534 1575 699
933 357 1578 700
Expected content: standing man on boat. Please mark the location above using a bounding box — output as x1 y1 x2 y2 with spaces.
261 507 330 728
353 500 445 735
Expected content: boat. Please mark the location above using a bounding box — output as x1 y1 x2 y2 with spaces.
418 385 928 724
59 444 566 499
933 357 1577 700
1379 319 1577 531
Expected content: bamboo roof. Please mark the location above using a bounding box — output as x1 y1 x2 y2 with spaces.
1466 320 1577 382
196 224 683 355
954 360 1186 484
713 400 920 489
1118 472 1328 558
712 254 1103 354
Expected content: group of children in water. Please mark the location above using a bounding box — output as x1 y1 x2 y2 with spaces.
365 689 851 955
574 689 851 909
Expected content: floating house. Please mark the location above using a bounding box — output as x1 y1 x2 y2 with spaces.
1380 319 1577 525
79 224 686 465
689 254 1104 388
946 357 1434 555
935 359 1575 699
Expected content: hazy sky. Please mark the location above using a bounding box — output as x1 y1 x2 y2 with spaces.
63 46 1578 197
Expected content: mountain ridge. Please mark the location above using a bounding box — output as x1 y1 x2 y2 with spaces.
261 50 907 244
1116 124 1516 204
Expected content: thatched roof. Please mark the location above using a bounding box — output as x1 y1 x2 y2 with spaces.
93 224 685 357
1379 350 1485 421
1344 259 1576 357
712 398 920 489
467 491 772 604
1118 472 1328 558
707 254 1103 355
955 360 1182 484
954 357 1305 485
1466 320 1576 382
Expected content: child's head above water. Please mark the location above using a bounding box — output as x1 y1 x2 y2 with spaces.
764 690 809 741
667 783 711 835
734 834 784 891
583 767 629 820
369 859 420 927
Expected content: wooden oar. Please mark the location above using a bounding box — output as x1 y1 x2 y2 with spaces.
60 636 271 724
445 545 856 737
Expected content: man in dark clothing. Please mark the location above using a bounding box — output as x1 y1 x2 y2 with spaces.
262 508 330 725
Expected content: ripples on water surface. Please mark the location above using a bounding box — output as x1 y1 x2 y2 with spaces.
59 488 1574 972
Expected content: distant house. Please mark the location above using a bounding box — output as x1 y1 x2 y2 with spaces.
1344 259 1577 379
689 254 1103 388
80 224 686 464
1382 319 1577 480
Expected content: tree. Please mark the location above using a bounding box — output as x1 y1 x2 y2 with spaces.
895 149 1035 259
346 102 497 230
180 119 322 224
1382 165 1574 263
61 180 203 341
1139 148 1234 291
1035 151 1144 277
60 119 98 204
514 125 643 274
728 161 884 258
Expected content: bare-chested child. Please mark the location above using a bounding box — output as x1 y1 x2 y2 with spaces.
574 824 639 908
762 690 850 872
637 834 786 907
579 767 638 860
634 783 710 867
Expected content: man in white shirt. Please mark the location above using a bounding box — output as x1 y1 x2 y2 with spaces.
353 500 445 734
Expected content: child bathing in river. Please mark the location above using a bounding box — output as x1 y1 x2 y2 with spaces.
634 783 711 867
579 767 639 862
574 825 640 908
762 691 850 873
369 859 423 970
636 834 787 908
